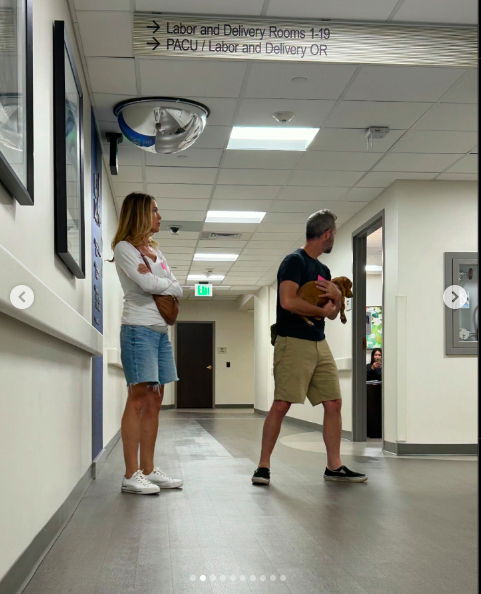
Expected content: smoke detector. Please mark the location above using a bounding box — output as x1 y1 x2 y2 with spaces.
365 127 390 150
272 111 294 123
113 97 210 154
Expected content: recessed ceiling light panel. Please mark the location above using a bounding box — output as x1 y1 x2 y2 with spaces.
227 126 319 151
206 211 266 224
194 253 239 262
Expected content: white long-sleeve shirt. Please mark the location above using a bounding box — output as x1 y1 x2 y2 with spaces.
114 240 183 327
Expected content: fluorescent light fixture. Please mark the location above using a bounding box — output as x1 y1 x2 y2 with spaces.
194 253 239 262
366 265 382 272
227 126 319 151
187 274 225 281
206 211 266 224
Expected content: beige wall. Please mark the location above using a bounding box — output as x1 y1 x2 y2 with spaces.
170 299 255 406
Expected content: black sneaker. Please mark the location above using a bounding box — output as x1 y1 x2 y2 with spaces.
324 465 368 483
252 467 270 485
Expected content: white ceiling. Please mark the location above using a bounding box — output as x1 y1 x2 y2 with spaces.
70 0 478 298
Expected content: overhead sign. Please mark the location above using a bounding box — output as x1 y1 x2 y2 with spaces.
133 13 477 67
195 284 213 297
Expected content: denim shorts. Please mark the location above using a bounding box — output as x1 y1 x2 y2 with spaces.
120 325 179 387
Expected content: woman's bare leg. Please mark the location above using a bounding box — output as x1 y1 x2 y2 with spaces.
140 384 164 475
121 382 149 478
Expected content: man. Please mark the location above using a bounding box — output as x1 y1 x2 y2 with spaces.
252 210 368 485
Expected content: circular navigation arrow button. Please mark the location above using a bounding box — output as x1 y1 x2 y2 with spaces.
443 285 468 309
10 285 35 310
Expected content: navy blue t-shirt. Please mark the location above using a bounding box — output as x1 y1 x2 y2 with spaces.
276 248 331 342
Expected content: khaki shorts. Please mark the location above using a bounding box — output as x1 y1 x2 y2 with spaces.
274 336 341 406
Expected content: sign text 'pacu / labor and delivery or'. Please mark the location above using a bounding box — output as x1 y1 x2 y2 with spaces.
133 13 478 67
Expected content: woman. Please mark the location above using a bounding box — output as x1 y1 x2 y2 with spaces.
111 192 183 495
367 348 382 382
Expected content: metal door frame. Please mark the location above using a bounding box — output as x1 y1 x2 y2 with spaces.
352 210 385 443
175 321 215 408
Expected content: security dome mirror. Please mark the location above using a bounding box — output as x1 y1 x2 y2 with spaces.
113 98 209 154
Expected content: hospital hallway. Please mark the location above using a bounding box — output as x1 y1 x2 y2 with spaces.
22 410 477 594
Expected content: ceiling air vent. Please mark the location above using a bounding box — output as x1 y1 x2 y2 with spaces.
201 232 243 240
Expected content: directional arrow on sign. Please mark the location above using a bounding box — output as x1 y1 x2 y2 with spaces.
147 20 160 34
147 37 160 50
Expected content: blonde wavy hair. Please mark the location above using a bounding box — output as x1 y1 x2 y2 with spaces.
109 192 158 260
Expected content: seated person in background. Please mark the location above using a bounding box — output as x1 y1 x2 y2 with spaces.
367 348 382 381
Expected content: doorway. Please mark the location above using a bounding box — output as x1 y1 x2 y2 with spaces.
176 322 214 408
352 212 384 444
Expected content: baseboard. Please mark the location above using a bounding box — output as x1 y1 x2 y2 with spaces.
384 441 478 456
92 429 121 479
215 404 254 409
161 404 175 410
0 465 93 594
253 409 353 440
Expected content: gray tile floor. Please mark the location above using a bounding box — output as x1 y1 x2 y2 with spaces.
23 410 477 594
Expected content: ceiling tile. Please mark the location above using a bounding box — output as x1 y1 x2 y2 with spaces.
308 128 406 152
102 145 142 166
157 211 206 222
247 241 297 250
113 182 144 197
160 247 194 254
139 59 247 98
297 151 382 171
194 126 231 149
373 153 463 173
266 0 399 19
393 0 477 24
445 154 478 174
264 213 316 224
244 63 356 100
146 168 217 184
345 66 465 102
391 130 478 154
74 0 130 8
356 172 437 187
252 232 304 241
436 173 478 181
288 170 364 186
114 165 143 183
145 149 223 168
156 198 210 211
94 93 131 122
198 240 247 248
77 12 133 57
147 184 212 198
324 101 432 130
86 58 137 94
209 199 273 212
213 185 282 200
156 230 199 239
135 0 264 15
203 223 260 233
218 169 290 185
413 104 478 131
278 186 349 200
192 98 237 126
270 200 339 213
235 99 336 127
162 254 193 261
441 70 478 104
332 201 369 214
341 188 383 202
158 239 197 247
257 223 306 233
222 150 302 170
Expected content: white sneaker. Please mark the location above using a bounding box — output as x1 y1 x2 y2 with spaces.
121 470 160 495
145 467 183 489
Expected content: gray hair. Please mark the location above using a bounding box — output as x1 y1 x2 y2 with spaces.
306 210 337 239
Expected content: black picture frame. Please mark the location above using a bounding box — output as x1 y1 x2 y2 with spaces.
0 0 34 205
53 20 85 279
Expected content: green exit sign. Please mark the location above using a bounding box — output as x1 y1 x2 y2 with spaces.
195 284 213 297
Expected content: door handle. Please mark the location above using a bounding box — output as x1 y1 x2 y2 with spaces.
206 365 212 370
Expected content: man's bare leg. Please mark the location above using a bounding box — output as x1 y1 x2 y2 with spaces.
322 399 343 470
258 401 291 468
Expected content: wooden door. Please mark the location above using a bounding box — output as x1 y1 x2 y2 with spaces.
176 322 214 408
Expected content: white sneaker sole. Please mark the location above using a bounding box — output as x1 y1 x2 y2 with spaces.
154 482 183 489
324 475 368 483
252 477 270 485
121 487 160 495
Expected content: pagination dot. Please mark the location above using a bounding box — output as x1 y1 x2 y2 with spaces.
270 575 277 581
190 575 196 581
280 575 287 581
200 575 206 581
250 575 256 581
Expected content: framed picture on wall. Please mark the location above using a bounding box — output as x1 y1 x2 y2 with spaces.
53 20 85 278
0 0 34 205
366 306 382 349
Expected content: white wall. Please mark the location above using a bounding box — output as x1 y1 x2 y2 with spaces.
366 273 382 307
0 0 124 581
254 180 477 446
171 299 255 406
